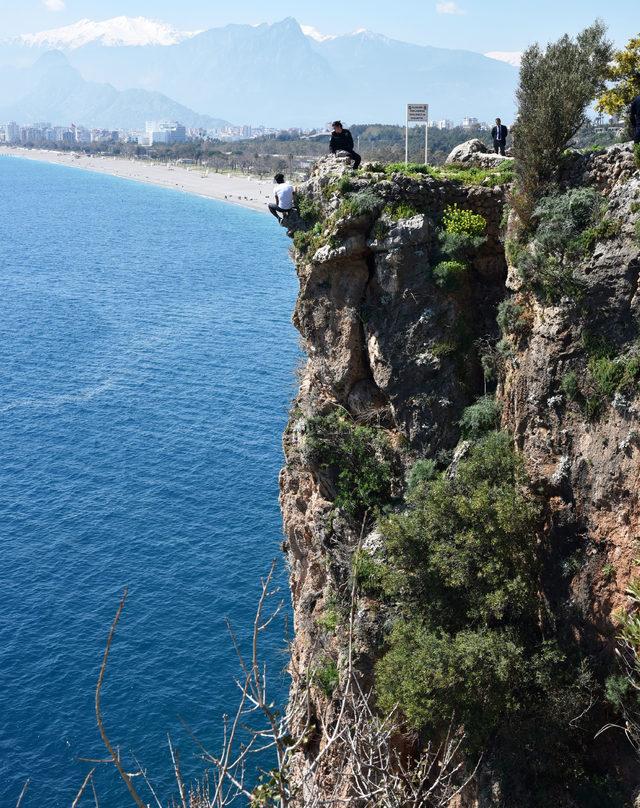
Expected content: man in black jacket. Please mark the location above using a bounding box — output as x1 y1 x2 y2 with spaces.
329 121 361 169
631 92 640 144
491 118 509 155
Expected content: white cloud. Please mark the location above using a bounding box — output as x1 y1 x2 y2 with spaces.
43 0 66 11
436 2 465 15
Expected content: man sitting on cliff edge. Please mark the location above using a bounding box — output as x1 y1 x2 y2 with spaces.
268 173 294 223
329 121 362 169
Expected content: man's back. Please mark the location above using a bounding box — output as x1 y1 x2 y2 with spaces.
274 181 294 210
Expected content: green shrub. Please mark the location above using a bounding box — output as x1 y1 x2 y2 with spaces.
442 204 487 237
292 222 324 255
314 660 339 697
383 202 421 220
353 550 390 598
605 674 633 711
432 260 467 290
337 190 383 218
430 338 459 356
439 230 486 260
459 396 501 439
512 22 612 226
406 458 438 496
586 353 640 401
297 194 322 226
533 187 602 258
381 431 540 627
560 371 580 401
337 174 356 194
515 246 587 305
635 143 640 170
317 604 339 633
305 412 396 520
577 217 621 252
377 621 526 740
497 298 530 337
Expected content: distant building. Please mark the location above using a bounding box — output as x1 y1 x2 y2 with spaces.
4 122 20 143
462 116 480 129
431 119 454 130
147 121 187 145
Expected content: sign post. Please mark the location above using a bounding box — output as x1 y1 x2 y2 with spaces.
406 103 430 166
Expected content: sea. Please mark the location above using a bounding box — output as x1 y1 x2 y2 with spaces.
0 156 299 806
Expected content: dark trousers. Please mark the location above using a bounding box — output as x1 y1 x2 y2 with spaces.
268 203 291 220
493 140 506 156
333 149 362 169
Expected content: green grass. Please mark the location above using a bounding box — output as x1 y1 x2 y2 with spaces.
384 160 514 187
383 202 421 220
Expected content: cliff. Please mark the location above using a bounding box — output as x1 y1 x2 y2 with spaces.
279 146 640 807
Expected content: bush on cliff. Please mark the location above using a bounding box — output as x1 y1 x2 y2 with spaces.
459 395 501 439
512 21 612 227
305 411 396 520
380 432 540 627
514 187 616 304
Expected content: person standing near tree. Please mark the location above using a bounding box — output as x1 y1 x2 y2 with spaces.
630 89 640 144
329 121 361 169
491 118 509 155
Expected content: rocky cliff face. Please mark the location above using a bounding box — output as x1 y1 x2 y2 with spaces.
279 147 640 806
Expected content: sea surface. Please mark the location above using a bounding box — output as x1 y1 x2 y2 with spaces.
0 156 299 806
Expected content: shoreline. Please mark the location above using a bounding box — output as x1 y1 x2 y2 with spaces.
0 146 273 213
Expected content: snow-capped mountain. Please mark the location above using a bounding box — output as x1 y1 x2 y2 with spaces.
19 16 201 50
485 51 523 68
0 17 519 127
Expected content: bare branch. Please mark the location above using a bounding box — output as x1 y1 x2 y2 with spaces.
95 589 147 808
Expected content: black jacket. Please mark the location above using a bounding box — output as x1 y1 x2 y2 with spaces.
491 124 508 142
330 129 355 153
631 95 640 131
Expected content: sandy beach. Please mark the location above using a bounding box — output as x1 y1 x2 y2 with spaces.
0 146 274 213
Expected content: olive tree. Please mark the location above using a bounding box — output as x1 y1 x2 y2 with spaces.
512 20 613 227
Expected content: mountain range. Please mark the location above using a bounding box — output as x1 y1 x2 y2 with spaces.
0 16 519 129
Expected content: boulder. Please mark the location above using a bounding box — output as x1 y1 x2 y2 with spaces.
445 138 510 167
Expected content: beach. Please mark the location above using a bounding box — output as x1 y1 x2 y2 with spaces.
0 146 273 212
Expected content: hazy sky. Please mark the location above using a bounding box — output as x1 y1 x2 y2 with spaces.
0 0 636 52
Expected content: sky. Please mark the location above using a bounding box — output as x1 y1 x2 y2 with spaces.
0 0 636 53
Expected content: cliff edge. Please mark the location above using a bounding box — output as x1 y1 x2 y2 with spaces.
280 146 640 807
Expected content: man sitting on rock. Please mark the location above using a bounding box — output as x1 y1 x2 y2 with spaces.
329 121 362 169
268 173 294 223
491 118 509 156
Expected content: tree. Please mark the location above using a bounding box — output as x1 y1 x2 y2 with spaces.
596 36 640 126
512 21 613 227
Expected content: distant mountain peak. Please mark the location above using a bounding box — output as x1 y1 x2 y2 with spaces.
485 51 522 68
19 16 201 49
300 24 335 42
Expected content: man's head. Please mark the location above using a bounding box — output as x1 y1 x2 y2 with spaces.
495 118 501 125
332 121 343 133
274 173 285 184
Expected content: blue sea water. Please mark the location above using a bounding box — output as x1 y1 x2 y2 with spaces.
0 157 299 806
